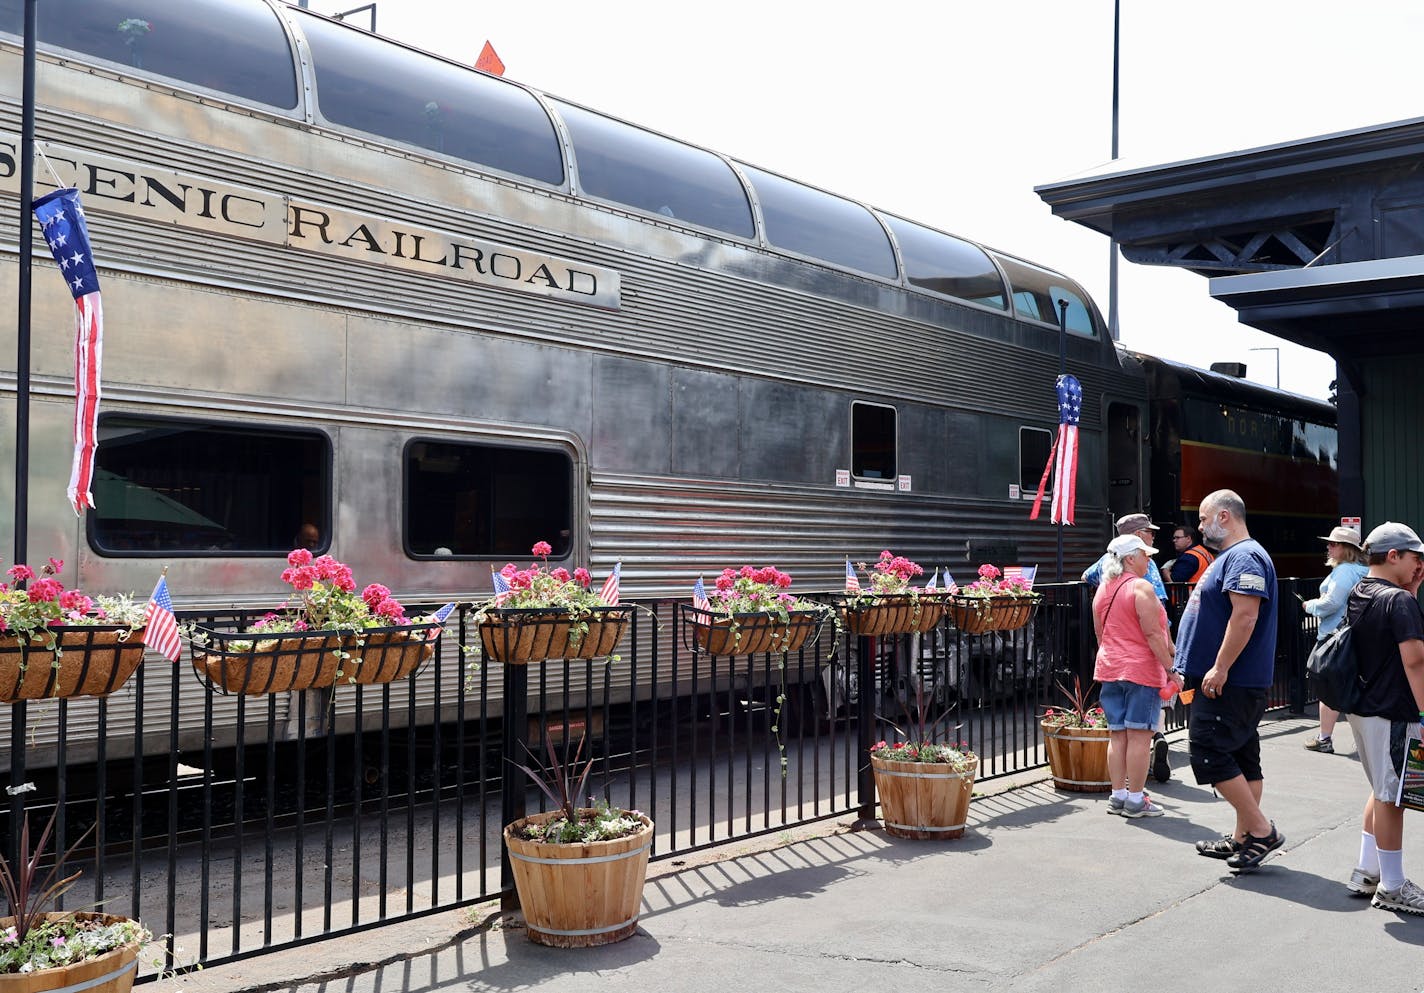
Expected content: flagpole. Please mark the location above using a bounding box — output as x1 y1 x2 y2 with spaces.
14 0 36 567
1107 0 1121 341
1056 299 1069 582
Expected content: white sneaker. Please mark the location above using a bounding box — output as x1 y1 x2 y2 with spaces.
1347 867 1380 896
1373 878 1424 915
1123 795 1164 818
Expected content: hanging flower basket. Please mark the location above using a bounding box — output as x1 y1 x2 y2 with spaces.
836 593 949 636
0 626 148 703
871 751 978 840
678 604 827 657
946 595 1039 633
189 621 440 695
476 605 631 665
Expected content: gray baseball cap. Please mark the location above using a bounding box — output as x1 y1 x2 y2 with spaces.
1364 521 1424 555
1114 513 1158 535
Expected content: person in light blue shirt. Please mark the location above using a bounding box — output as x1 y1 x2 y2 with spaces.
1082 513 1168 604
1301 526 1368 754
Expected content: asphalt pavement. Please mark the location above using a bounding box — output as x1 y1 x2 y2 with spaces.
178 711 1424 993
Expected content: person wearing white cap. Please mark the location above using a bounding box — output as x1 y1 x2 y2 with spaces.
1340 521 1424 914
1094 533 1181 818
1300 526 1367 754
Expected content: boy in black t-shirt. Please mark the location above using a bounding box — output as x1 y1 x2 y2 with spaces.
1344 522 1424 915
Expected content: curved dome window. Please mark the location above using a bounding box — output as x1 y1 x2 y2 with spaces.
300 13 563 187
0 0 298 108
884 216 1007 310
741 165 897 278
993 254 1099 336
555 102 754 238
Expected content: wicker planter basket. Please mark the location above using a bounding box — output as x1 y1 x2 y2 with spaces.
838 593 949 636
476 606 631 664
946 595 1039 634
679 604 826 657
0 913 143 993
871 753 978 840
503 809 653 947
190 621 439 695
1041 722 1111 792
0 626 148 702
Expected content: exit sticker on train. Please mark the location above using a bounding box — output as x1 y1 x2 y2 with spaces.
1342 516 1361 530
897 475 912 492
835 469 851 487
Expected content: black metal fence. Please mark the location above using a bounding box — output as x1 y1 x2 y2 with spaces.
0 579 1319 978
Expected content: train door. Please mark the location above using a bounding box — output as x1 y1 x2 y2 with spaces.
1106 401 1144 521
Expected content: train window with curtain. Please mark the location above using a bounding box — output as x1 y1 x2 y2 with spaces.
741 165 899 278
300 12 564 186
404 440 573 558
0 0 299 109
555 101 755 238
1019 427 1053 493
993 254 1099 336
852 402 897 481
884 216 1008 310
90 416 330 555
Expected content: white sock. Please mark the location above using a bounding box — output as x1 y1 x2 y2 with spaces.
1128 790 1144 804
1111 788 1128 801
1359 831 1380 874
1379 848 1405 892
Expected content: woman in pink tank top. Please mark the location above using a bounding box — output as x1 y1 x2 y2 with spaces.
1093 534 1183 817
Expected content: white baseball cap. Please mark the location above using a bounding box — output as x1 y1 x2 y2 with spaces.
1108 534 1158 558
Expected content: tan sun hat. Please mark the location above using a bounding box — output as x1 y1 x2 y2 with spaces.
1318 526 1363 550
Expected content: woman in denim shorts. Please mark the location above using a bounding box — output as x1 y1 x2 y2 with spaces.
1093 534 1184 817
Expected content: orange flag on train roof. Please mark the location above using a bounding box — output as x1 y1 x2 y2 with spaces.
475 41 505 76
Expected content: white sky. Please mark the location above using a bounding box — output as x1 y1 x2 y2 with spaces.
298 0 1424 400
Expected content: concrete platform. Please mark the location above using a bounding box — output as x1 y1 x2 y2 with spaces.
174 712 1424 993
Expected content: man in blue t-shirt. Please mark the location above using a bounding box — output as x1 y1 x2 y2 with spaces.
1174 488 1283 873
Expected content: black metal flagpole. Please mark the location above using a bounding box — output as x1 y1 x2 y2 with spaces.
10 0 36 866
1108 0 1121 341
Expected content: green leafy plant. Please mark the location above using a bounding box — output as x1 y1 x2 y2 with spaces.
0 807 150 974
507 734 646 844
871 663 977 773
1041 674 1108 730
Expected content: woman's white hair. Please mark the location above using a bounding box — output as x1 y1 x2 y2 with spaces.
1102 552 1128 583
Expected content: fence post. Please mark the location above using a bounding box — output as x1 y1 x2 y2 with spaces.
855 633 877 822
500 663 529 912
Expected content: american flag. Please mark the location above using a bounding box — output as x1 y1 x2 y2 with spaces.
1004 565 1038 589
692 576 710 611
491 567 512 606
142 575 182 663
844 559 861 593
426 601 457 641
599 562 621 605
945 572 958 590
1030 373 1082 526
925 570 938 591
34 188 103 515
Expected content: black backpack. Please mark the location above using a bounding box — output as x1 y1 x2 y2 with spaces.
1306 594 1378 714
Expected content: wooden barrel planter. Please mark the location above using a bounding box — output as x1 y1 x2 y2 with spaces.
1041 722 1111 792
0 627 148 702
190 620 442 694
871 753 978 840
477 606 631 664
679 605 826 657
0 913 144 993
839 594 948 636
503 809 654 947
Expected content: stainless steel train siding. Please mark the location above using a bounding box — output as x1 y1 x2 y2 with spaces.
0 2 1139 768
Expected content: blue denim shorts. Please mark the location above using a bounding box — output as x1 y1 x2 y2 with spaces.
1099 680 1162 731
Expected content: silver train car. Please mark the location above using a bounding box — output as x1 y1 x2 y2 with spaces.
0 0 1151 767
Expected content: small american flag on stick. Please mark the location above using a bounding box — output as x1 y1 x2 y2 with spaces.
599 562 621 605
143 574 182 663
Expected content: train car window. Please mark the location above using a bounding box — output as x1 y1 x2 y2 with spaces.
299 13 563 187
992 255 1099 336
883 216 1008 310
852 402 897 480
90 417 329 555
0 0 298 109
554 102 754 238
405 440 573 559
1019 427 1053 493
741 165 898 278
